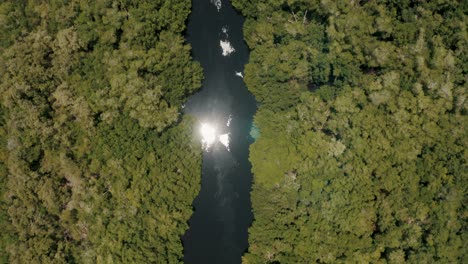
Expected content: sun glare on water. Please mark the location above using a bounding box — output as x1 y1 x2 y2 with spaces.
200 122 231 152
200 123 217 147
219 133 230 151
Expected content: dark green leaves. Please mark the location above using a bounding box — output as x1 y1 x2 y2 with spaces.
237 0 467 262
0 0 202 262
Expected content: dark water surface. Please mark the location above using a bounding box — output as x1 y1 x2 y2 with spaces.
182 0 256 263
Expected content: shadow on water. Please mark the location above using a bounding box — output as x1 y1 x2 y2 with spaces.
181 0 256 263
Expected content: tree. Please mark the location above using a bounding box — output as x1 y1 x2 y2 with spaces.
236 0 467 262
0 0 203 262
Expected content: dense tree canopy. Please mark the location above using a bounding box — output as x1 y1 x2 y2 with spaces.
0 0 202 262
233 0 467 263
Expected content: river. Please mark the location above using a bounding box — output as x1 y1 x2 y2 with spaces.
181 0 256 263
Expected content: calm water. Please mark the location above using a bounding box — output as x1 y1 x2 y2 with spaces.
182 0 256 263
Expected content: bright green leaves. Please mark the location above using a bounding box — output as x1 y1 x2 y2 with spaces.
123 0 191 48
93 31 202 131
81 116 201 263
237 0 467 262
245 40 315 110
0 0 202 262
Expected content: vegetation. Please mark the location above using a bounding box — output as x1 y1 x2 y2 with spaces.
0 1 202 262
233 0 467 263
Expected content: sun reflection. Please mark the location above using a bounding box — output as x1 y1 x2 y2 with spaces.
200 123 217 149
219 133 230 151
199 119 231 152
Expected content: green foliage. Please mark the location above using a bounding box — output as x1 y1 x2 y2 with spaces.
237 0 467 263
0 106 12 264
0 0 202 262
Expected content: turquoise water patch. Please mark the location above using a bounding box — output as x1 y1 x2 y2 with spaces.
249 123 260 140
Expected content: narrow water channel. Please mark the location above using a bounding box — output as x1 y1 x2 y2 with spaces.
182 0 256 263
